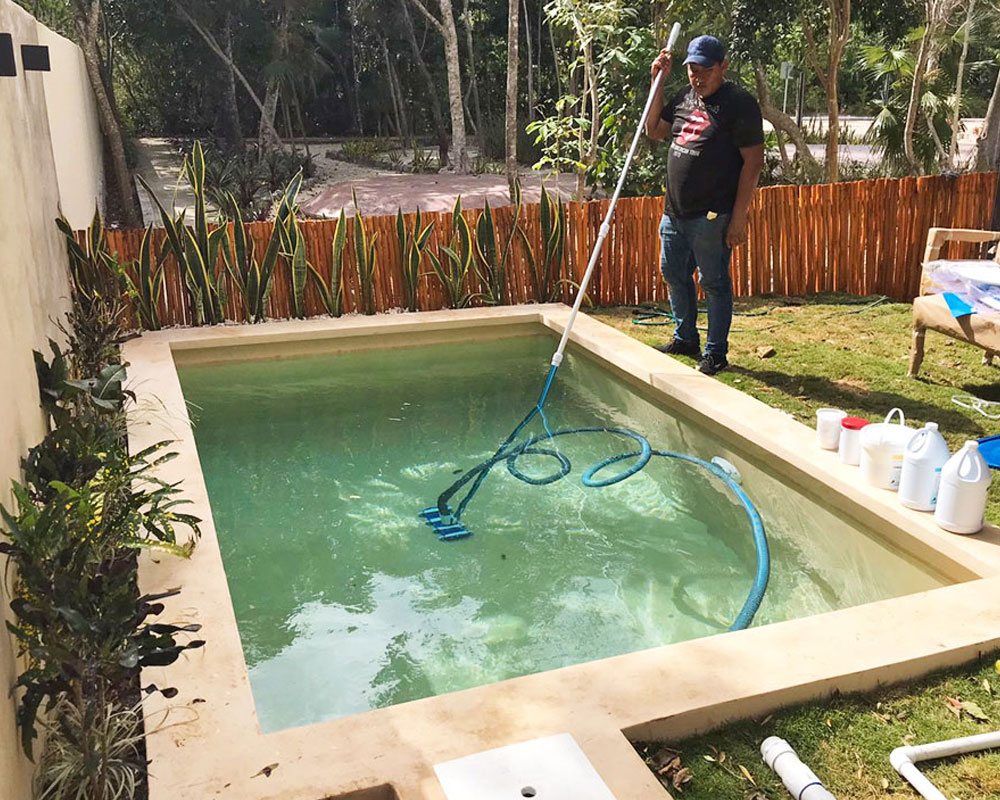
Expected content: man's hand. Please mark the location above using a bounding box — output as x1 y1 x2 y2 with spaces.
725 212 748 248
651 49 672 82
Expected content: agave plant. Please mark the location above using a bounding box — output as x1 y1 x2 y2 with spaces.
137 141 228 325
519 183 569 303
428 196 477 309
120 226 166 331
352 189 379 315
308 208 347 317
221 173 302 322
396 208 435 312
474 180 522 306
55 208 120 312
278 202 310 319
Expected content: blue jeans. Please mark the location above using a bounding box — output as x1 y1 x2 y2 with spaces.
659 213 734 357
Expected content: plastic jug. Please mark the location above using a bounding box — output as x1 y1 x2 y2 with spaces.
859 408 916 490
934 441 992 534
898 422 951 511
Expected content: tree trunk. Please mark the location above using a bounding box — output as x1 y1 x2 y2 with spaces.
974 64 1000 171
753 62 819 171
380 36 404 139
221 12 243 152
506 0 519 196
438 0 470 171
173 1 281 146
259 80 281 147
76 0 142 227
461 0 485 144
826 62 840 179
800 1 850 181
904 23 932 174
349 0 365 134
950 0 975 167
522 0 534 122
401 0 449 166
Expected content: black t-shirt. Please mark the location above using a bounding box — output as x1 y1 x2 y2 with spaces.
660 82 764 218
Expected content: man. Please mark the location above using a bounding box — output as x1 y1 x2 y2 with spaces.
645 35 765 375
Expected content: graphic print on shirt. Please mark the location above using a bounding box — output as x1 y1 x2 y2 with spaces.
676 109 711 146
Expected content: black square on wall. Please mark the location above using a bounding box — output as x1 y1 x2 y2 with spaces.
22 44 51 72
0 33 15 77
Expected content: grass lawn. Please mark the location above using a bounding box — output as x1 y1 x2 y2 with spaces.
590 295 1000 799
590 294 1000 524
635 656 1000 800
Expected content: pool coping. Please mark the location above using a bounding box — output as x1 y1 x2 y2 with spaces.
125 305 1000 800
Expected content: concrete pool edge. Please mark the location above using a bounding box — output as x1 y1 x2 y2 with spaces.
125 305 1000 800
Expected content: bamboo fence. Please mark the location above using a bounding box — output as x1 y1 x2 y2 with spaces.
96 171 999 329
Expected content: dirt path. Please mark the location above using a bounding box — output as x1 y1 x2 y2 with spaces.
300 169 578 218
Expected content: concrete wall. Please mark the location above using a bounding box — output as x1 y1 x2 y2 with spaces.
0 2 102 798
36 25 104 228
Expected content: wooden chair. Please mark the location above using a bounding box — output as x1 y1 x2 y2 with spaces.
908 227 1000 377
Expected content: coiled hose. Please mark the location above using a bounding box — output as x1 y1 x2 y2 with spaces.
431 388 770 632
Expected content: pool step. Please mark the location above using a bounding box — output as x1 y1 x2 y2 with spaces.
419 506 473 541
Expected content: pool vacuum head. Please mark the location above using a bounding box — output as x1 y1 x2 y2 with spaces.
419 506 473 540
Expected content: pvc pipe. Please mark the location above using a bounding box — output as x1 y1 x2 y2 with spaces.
890 730 1000 800
548 21 682 370
761 737 837 800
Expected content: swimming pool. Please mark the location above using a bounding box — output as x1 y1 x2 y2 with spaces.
178 334 945 733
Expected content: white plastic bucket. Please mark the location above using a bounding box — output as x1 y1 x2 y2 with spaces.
898 422 951 511
816 408 847 450
935 441 991 534
859 408 916 491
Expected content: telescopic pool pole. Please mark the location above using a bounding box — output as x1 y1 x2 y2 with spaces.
536 20 683 407
423 23 683 531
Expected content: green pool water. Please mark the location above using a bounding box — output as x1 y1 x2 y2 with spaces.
178 334 945 733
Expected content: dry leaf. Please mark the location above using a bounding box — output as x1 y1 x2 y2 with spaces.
881 778 889 789
656 756 682 776
739 765 756 786
984 679 992 695
759 714 774 726
671 767 693 791
825 718 833 729
703 755 716 762
961 700 989 722
946 696 963 710
872 711 890 725
251 763 279 779
719 751 727 764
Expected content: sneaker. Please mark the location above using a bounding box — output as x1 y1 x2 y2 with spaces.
654 338 701 357
697 354 729 375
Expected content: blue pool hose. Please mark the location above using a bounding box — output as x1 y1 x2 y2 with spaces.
425 367 771 632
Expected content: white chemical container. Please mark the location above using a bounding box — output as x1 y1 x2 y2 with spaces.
859 408 916 491
898 422 951 511
935 441 991 534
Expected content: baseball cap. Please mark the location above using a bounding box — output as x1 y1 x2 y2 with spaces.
683 35 725 67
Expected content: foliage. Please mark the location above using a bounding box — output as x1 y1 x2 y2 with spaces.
37 697 145 800
310 208 347 317
352 189 380 315
139 141 228 325
200 141 314 222
220 171 302 322
428 196 477 309
474 183 522 305
276 172 310 318
121 226 167 331
2 358 201 758
396 208 435 312
55 209 121 316
519 183 569 302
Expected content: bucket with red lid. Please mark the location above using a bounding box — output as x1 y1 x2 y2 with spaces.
838 416 870 466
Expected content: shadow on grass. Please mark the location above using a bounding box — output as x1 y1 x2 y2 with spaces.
730 366 983 436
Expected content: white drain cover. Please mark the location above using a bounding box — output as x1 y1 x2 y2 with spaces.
433 733 618 800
